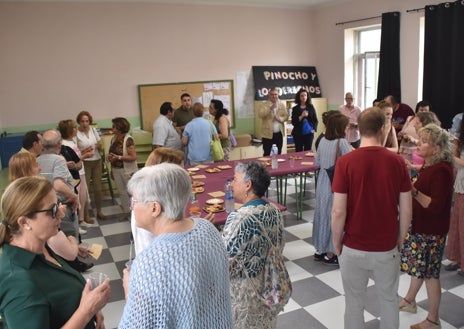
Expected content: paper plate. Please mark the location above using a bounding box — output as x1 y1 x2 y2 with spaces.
187 167 200 172
192 181 205 187
206 198 224 205
203 205 225 213
205 168 221 173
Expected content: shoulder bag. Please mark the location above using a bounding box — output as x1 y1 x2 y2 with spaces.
209 121 224 161
325 139 340 184
233 210 292 313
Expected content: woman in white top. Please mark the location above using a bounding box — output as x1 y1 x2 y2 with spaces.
76 111 107 220
58 119 95 226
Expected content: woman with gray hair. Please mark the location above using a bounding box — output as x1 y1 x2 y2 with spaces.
399 124 454 329
118 163 233 329
223 161 290 329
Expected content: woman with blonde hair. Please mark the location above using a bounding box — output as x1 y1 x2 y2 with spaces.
0 176 110 328
8 151 93 272
399 124 454 329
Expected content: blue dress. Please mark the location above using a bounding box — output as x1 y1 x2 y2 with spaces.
313 137 351 254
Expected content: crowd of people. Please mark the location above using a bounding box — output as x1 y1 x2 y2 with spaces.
0 89 463 329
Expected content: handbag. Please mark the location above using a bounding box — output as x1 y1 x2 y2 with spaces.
236 214 292 313
301 118 313 135
210 121 224 161
229 132 237 148
325 139 340 184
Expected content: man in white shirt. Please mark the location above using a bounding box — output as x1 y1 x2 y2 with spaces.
152 102 182 151
339 92 361 148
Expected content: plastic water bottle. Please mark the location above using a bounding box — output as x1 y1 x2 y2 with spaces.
188 191 201 216
225 179 234 213
271 144 278 169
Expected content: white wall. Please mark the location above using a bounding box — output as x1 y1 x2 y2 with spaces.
312 0 431 109
0 2 315 129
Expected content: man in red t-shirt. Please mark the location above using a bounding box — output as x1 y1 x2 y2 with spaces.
331 107 412 329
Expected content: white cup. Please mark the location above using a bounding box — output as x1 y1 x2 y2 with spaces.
89 272 108 290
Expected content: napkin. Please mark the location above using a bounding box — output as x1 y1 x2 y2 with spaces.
301 161 314 165
89 243 103 260
209 191 225 197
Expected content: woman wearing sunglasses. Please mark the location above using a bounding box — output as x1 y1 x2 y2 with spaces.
0 176 110 329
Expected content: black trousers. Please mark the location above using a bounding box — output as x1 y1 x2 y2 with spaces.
294 133 314 152
262 132 283 156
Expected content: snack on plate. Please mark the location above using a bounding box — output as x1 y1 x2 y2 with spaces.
193 187 205 193
203 204 225 213
289 156 303 160
187 167 200 172
192 181 205 187
305 152 315 157
205 167 221 173
217 165 232 169
206 198 224 205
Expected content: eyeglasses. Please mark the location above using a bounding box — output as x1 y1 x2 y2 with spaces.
33 203 58 219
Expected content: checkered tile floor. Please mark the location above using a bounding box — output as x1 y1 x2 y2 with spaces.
82 177 464 329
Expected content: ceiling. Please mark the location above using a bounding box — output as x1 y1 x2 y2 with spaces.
0 0 347 10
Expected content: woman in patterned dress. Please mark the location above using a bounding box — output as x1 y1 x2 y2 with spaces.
313 112 351 265
399 124 454 329
223 161 289 329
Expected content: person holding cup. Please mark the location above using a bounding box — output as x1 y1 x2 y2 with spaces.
0 176 110 329
119 163 233 328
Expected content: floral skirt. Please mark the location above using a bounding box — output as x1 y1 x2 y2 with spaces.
400 232 446 279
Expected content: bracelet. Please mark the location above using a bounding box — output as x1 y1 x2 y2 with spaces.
118 156 122 161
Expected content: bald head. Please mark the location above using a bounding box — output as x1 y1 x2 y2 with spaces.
42 130 62 151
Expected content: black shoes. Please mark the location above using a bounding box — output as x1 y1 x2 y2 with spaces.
323 255 339 266
314 253 326 261
444 263 460 271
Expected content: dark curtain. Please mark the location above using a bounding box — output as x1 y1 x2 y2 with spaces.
377 12 401 102
423 1 464 129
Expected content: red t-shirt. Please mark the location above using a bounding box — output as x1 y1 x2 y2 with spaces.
332 146 412 251
411 162 453 235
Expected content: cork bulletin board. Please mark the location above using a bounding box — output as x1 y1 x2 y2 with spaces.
138 80 234 132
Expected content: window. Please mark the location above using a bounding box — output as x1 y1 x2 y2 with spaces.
345 26 381 109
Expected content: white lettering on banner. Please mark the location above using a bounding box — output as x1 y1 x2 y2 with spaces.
263 71 310 81
256 85 321 98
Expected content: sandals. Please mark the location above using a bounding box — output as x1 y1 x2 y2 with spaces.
399 297 417 313
410 317 441 329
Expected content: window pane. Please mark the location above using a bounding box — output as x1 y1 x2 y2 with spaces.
359 29 381 53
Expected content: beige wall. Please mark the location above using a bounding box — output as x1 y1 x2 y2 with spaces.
0 2 315 130
0 0 433 131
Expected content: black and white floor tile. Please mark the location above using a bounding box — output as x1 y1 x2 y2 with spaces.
81 177 464 329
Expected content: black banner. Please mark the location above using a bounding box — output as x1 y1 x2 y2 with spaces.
252 66 322 101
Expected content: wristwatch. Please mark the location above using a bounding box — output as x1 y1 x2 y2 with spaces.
118 155 122 161
413 189 419 198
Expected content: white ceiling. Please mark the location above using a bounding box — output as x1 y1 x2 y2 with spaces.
0 0 347 10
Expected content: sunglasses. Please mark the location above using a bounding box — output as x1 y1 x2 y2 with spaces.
33 203 58 219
